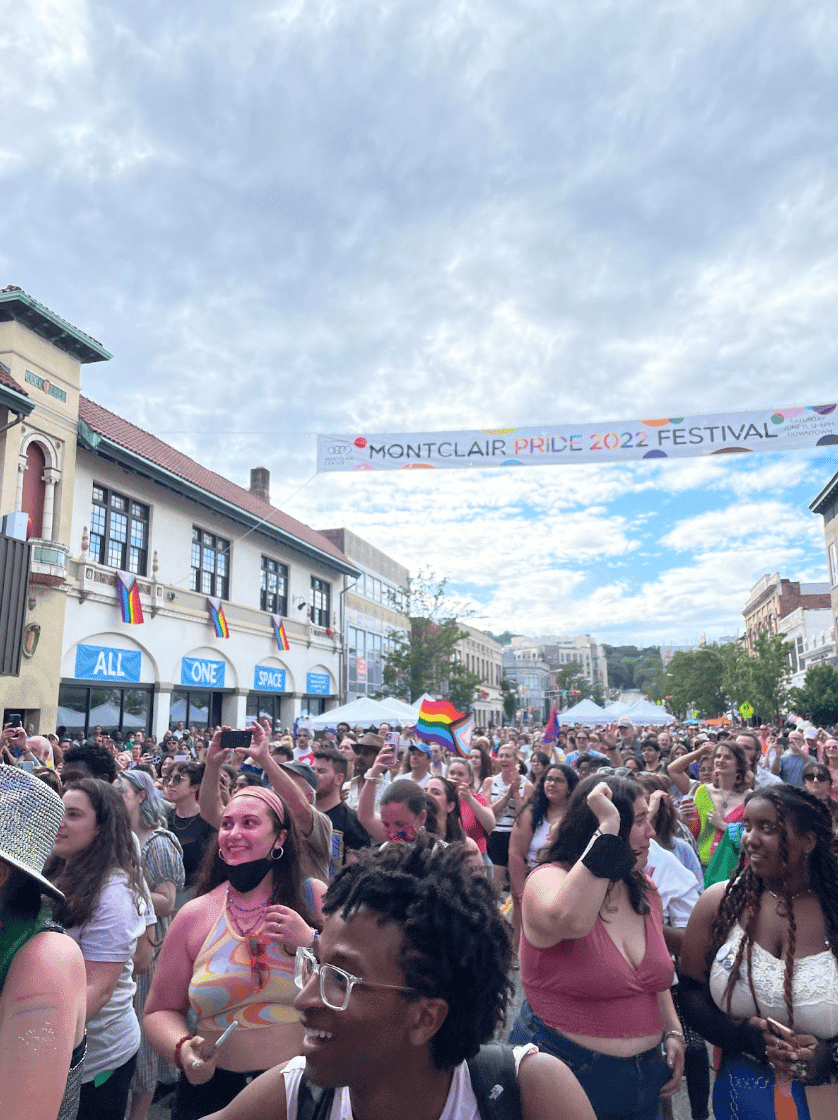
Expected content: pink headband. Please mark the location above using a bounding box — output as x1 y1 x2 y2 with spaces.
231 786 287 828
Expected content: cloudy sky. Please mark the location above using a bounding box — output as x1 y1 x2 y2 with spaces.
4 0 838 647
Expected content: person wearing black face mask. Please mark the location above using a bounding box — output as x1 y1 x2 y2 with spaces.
144 786 326 1120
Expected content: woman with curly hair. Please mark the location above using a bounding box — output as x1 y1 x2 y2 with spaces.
680 784 838 1120
45 778 151 1120
143 785 325 1120
509 774 685 1120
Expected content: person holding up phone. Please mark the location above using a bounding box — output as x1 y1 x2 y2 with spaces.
680 784 838 1120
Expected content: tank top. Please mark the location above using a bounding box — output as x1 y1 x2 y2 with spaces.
188 897 299 1032
491 773 527 832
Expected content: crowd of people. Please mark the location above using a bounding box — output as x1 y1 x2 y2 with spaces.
2 710 838 1120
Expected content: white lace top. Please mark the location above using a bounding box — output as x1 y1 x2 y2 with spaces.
709 923 838 1037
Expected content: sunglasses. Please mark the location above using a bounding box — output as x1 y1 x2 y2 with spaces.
804 774 830 783
246 935 270 990
166 773 188 786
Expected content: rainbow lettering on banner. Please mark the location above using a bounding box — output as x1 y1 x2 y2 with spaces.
543 706 559 744
117 571 144 625
272 614 290 651
207 596 230 638
416 699 473 758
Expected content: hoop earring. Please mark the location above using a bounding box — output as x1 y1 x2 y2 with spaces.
272 845 284 861
218 850 228 863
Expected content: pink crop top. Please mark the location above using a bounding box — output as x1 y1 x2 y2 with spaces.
520 872 673 1038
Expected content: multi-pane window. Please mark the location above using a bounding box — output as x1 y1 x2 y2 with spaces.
260 557 288 615
191 527 230 599
310 577 331 627
90 485 149 574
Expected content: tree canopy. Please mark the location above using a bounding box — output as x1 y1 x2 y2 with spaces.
788 664 838 726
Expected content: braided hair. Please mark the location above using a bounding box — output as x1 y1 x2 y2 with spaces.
707 785 838 1030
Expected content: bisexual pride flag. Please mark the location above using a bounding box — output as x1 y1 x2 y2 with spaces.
416 698 473 758
207 596 230 638
117 571 144 624
272 614 290 651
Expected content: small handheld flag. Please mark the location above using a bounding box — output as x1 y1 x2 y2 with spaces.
543 706 559 744
207 596 230 638
117 571 144 624
272 614 290 651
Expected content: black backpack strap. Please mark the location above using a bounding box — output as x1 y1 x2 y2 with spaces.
294 1072 337 1120
467 1042 522 1120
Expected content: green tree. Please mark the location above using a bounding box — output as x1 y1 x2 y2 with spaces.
500 677 517 723
378 573 478 706
747 631 793 721
664 646 727 719
788 664 838 726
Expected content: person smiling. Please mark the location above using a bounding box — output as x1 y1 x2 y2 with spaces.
198 836 596 1120
143 786 326 1120
680 785 838 1120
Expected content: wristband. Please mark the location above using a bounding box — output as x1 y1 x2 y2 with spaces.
580 833 635 879
173 1034 191 1071
663 1030 685 1045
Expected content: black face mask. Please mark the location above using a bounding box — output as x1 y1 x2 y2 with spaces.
225 857 273 894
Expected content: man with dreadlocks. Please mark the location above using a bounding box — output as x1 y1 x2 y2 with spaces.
200 834 594 1120
680 784 838 1120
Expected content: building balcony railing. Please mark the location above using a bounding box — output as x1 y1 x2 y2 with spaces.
28 538 69 586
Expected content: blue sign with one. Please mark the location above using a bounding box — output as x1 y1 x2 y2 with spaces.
253 665 287 693
181 657 226 688
75 644 142 683
306 672 331 695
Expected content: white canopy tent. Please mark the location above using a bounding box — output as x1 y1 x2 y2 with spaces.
604 699 633 716
308 696 414 729
560 698 611 725
621 698 676 726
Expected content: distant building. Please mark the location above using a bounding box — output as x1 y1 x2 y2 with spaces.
502 641 551 723
778 606 836 687
742 573 831 656
810 472 838 645
317 528 409 703
452 624 503 727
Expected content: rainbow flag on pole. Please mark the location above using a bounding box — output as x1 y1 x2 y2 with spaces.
207 596 230 638
416 698 473 758
117 571 144 624
272 614 290 651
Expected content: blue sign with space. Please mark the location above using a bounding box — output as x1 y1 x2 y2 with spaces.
181 657 226 688
306 672 331 695
75 644 141 683
253 665 287 692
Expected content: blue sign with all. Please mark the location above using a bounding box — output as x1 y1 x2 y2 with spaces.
181 657 226 688
253 665 287 693
75 644 142 683
306 672 331 695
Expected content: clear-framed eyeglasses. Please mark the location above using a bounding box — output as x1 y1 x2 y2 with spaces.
294 946 418 1011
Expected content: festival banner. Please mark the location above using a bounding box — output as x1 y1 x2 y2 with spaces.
317 404 838 473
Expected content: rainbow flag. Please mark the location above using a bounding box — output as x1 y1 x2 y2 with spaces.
543 705 559 744
416 698 473 758
207 596 230 638
272 614 290 651
117 571 144 624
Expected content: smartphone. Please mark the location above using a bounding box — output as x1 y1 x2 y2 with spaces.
220 729 253 752
9 714 21 728
765 1017 796 1043
384 732 400 749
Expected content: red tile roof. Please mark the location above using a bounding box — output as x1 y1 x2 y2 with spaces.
0 366 27 395
79 396 353 569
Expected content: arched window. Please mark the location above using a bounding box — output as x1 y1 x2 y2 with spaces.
21 442 46 538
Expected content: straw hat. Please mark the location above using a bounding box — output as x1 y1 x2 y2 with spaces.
0 765 65 899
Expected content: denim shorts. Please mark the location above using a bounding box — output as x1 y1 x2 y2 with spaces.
509 999 668 1120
